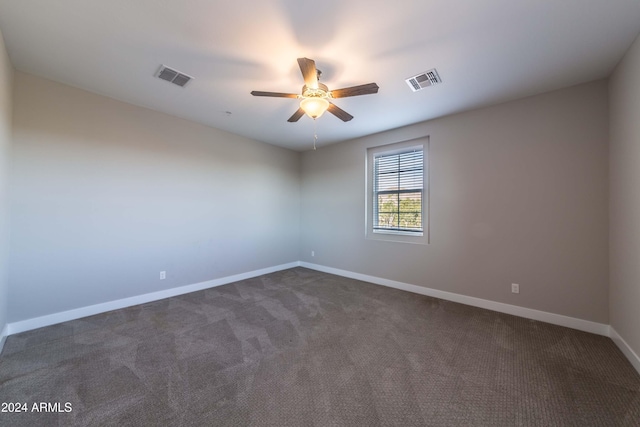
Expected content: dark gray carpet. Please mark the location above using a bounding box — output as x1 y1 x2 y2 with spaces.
0 267 639 426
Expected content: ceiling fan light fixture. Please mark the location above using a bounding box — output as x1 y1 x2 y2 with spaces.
251 57 378 123
300 97 330 119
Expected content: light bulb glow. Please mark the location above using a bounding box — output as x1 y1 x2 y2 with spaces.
300 97 330 119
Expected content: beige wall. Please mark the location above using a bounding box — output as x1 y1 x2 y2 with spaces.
9 72 300 322
610 33 640 356
0 30 13 337
301 80 609 323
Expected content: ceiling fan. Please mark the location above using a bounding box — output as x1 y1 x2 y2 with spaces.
251 57 379 122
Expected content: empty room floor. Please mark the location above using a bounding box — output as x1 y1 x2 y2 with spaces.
1 267 639 426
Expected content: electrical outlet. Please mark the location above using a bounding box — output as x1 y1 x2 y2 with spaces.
511 283 519 294
160 271 166 280
311 251 315 257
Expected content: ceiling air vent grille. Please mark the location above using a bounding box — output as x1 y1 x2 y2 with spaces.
406 69 442 92
156 65 193 87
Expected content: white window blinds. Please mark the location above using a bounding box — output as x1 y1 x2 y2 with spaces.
373 148 424 233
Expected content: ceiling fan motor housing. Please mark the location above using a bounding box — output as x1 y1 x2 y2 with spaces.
302 83 330 99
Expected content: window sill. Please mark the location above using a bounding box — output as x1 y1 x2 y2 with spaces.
366 229 429 245
373 229 424 237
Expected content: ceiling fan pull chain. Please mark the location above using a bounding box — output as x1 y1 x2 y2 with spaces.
313 119 318 150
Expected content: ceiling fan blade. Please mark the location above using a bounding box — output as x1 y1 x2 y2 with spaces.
297 57 318 88
330 83 379 98
251 91 299 98
287 108 305 122
327 103 354 122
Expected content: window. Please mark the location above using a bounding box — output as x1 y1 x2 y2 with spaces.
366 137 429 244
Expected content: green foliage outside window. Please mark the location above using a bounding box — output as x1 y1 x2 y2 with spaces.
376 192 422 230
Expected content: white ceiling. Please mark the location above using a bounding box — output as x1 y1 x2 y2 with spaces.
0 1 639 151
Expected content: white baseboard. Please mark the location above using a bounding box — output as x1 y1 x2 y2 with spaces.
610 326 640 375
7 262 299 336
300 262 610 336
0 324 8 355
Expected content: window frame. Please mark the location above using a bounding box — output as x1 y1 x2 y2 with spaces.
365 136 429 245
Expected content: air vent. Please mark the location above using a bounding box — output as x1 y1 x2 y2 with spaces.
156 65 193 87
405 69 442 92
